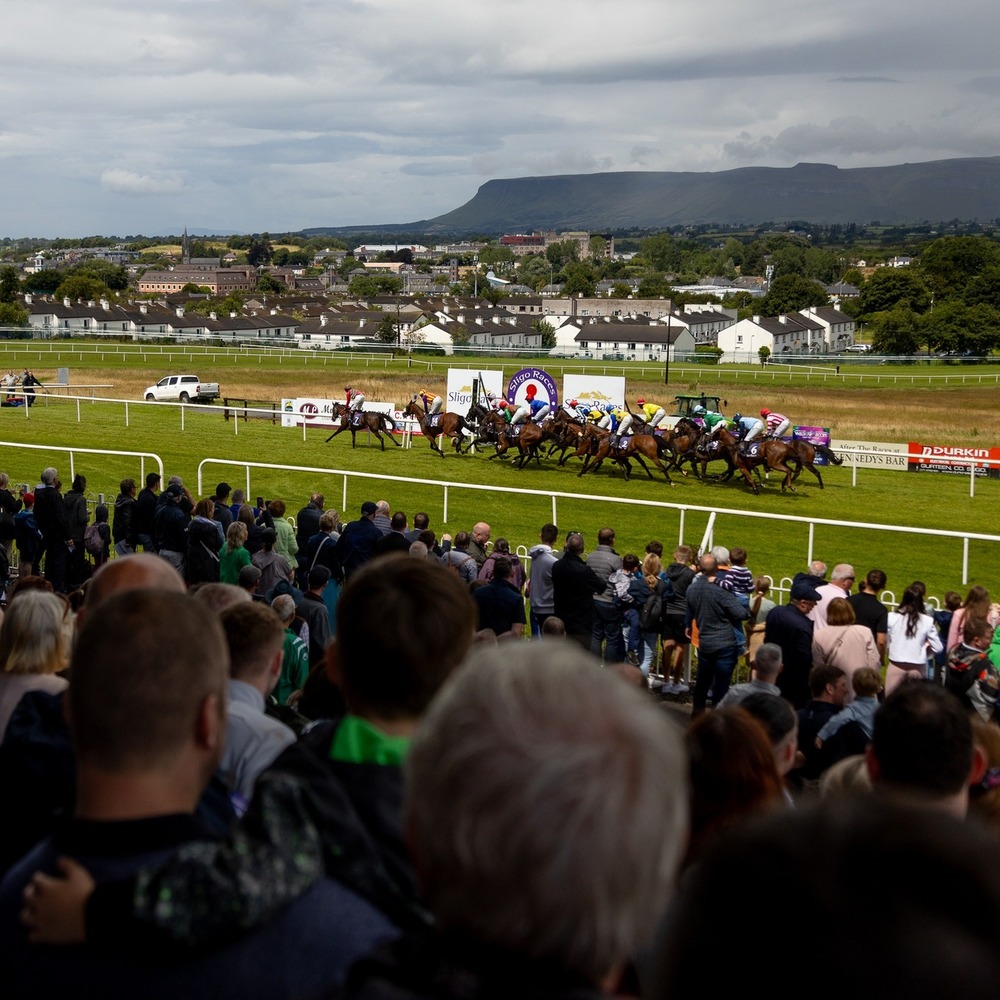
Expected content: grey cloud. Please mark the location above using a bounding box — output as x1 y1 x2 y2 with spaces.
100 169 185 196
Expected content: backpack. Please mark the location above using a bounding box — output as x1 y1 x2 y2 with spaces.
84 522 104 556
639 586 663 631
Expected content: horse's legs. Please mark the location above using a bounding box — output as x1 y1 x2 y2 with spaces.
324 424 347 444
774 462 795 491
739 461 760 495
803 462 823 488
633 454 654 480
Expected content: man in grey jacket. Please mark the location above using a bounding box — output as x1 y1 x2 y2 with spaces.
527 523 559 636
686 553 750 717
588 527 624 663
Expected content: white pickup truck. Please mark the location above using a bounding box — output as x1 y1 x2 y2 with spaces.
143 375 221 403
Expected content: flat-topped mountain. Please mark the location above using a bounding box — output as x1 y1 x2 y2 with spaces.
304 157 1000 235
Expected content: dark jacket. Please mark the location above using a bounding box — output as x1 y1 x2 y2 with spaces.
134 487 159 541
336 518 382 579
83 718 427 955
33 484 71 545
112 493 137 548
663 562 696 617
306 532 344 582
551 552 602 636
339 931 604 1000
186 516 222 585
296 502 323 551
63 489 89 546
154 500 188 553
686 575 749 653
765 603 816 708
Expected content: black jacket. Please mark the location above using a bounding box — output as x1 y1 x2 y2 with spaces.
33 484 71 544
112 493 137 547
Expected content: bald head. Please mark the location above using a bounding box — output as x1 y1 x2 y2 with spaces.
85 555 185 613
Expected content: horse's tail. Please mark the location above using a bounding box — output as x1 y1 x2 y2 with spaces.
382 413 397 431
815 444 843 466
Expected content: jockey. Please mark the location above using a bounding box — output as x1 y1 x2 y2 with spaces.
562 398 584 421
702 409 731 437
498 399 514 424
344 385 365 412
760 407 791 439
636 398 667 430
511 383 540 425
732 412 765 442
528 396 550 423
417 388 443 415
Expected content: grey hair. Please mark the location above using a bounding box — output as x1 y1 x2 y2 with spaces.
406 643 688 983
809 560 828 579
753 643 783 679
0 473 8 490
408 540 429 558
271 594 296 623
41 467 57 485
710 545 730 565
831 563 855 582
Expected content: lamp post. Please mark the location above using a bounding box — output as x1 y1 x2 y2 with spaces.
664 310 672 386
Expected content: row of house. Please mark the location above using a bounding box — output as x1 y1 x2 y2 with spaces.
15 289 856 359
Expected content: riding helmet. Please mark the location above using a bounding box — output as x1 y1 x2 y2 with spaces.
637 397 646 405
760 408 770 416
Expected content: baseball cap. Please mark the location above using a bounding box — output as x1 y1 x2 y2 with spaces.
790 580 822 602
361 501 378 516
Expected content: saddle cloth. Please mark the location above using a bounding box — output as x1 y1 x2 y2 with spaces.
350 412 365 428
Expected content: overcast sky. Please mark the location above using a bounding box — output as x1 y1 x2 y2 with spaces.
3 0 997 237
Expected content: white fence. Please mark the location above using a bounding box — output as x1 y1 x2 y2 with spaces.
0 440 164 485
196 458 1000 586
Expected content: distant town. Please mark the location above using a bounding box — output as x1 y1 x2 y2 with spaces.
0 219 996 361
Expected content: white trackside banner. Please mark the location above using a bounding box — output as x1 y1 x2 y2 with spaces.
445 369 505 414
562 374 626 410
281 398 395 429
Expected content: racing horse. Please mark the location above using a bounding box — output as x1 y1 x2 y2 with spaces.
477 410 546 468
786 439 844 489
579 432 676 484
692 427 760 493
402 398 475 456
324 403 400 450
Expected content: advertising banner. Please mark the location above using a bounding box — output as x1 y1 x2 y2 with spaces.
281 398 394 429
562 374 626 411
444 369 505 414
506 367 559 409
907 443 1000 478
792 426 831 465
831 440 909 471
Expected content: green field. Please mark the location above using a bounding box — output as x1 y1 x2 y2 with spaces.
2 348 997 603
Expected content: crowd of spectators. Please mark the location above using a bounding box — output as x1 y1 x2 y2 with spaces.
0 465 999 997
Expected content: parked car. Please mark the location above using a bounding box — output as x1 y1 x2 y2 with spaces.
843 344 872 354
143 375 221 403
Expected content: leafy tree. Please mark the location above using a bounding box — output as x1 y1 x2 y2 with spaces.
962 265 1000 309
180 282 211 294
255 273 284 294
22 270 63 293
375 314 399 344
919 300 999 353
546 240 579 267
610 282 632 298
72 260 128 290
919 236 1000 300
0 302 28 327
869 305 921 355
271 247 290 266
758 345 771 365
858 268 931 316
637 274 672 298
757 274 828 315
533 319 556 350
841 268 865 288
478 245 515 269
449 324 471 346
588 236 607 259
481 283 507 306
54 274 108 301
0 266 19 304
561 262 596 297
247 235 274 267
348 273 402 297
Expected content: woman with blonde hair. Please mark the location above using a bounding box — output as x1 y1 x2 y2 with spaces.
219 520 250 585
0 590 70 739
812 597 880 701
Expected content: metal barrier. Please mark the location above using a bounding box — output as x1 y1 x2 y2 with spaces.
197 457 1000 586
0 440 164 485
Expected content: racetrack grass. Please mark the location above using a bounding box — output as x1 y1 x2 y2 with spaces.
2 390 997 603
